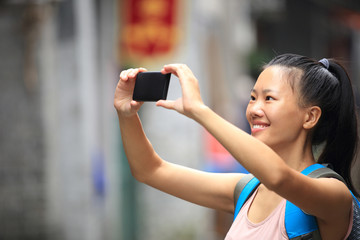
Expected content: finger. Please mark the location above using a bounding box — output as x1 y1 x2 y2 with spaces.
119 70 127 80
138 67 147 72
156 100 175 110
128 68 138 79
120 69 133 81
130 100 142 106
164 64 200 97
130 100 144 110
163 64 195 84
129 67 148 79
161 64 179 78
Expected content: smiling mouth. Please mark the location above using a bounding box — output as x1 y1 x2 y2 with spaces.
253 124 268 129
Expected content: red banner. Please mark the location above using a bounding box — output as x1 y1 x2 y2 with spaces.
120 0 178 61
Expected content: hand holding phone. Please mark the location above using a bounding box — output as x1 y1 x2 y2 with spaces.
132 72 171 101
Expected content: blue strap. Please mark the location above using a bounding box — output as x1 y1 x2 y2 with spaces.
300 163 325 175
285 164 325 238
233 176 260 221
233 164 324 222
233 164 332 239
285 201 319 238
352 192 360 205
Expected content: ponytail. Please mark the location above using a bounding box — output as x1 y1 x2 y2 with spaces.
317 60 359 197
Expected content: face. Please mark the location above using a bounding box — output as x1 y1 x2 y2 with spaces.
246 66 307 151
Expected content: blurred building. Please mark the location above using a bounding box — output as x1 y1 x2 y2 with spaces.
0 0 118 239
0 0 359 240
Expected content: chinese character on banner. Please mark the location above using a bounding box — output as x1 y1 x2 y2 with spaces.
120 0 179 64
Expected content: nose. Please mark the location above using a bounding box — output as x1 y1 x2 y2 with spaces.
246 100 265 118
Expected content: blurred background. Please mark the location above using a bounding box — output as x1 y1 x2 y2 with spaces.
0 0 360 239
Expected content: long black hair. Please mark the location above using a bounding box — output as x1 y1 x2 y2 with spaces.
266 53 359 197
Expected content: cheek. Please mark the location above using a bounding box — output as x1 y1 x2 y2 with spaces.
271 107 305 132
267 106 292 128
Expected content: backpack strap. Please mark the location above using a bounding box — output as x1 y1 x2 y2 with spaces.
284 164 326 239
310 166 360 240
232 164 339 240
285 163 353 239
233 172 321 239
285 199 321 239
233 174 260 221
306 165 345 183
233 174 255 208
306 165 360 240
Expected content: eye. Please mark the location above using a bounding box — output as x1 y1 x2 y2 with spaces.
250 95 256 101
266 96 275 101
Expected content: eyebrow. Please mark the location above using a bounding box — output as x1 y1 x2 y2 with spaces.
251 89 279 94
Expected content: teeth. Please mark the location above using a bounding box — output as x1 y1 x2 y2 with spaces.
253 125 267 129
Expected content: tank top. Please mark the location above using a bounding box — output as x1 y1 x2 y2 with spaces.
225 189 288 240
225 189 353 240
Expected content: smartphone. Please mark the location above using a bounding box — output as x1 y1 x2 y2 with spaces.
132 72 171 101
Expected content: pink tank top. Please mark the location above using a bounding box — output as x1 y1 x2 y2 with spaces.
225 189 288 240
225 189 354 240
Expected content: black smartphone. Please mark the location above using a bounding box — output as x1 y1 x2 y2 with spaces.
132 72 171 101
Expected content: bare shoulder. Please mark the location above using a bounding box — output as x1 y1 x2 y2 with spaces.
316 177 353 214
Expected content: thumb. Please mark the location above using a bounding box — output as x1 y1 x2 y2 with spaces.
130 100 144 110
156 100 176 110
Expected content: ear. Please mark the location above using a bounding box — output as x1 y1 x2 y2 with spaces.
303 106 321 130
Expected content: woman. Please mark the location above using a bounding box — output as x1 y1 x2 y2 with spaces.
114 54 357 239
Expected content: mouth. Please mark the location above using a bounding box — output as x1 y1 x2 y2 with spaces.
253 124 268 129
251 123 269 133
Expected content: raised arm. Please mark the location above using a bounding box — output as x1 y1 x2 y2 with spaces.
114 68 243 213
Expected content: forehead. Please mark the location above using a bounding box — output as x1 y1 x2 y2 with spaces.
254 66 299 93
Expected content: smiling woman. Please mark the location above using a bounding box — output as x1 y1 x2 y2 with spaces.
114 54 359 240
